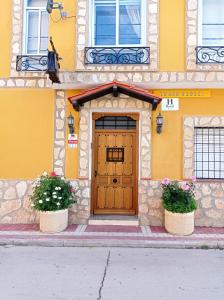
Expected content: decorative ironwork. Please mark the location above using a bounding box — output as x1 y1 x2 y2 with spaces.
16 55 48 71
95 116 136 130
85 47 150 64
107 148 124 162
196 46 224 64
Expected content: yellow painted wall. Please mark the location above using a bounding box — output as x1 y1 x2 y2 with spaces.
151 90 224 180
160 0 185 71
0 89 54 179
0 2 11 77
65 90 81 179
49 0 76 71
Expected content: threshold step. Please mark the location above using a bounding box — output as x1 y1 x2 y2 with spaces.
88 216 139 226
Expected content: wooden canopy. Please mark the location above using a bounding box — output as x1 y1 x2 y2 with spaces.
68 81 162 111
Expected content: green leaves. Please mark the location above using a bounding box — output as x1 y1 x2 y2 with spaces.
161 181 197 213
31 173 76 212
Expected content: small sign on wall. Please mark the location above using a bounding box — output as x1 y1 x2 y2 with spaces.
162 98 179 111
68 134 78 148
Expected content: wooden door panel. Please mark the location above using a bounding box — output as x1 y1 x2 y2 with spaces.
123 134 133 176
107 134 116 176
97 134 107 175
93 126 137 215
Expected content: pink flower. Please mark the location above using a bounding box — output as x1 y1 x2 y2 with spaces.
182 183 190 191
191 176 196 182
70 187 75 193
50 171 57 177
161 178 170 186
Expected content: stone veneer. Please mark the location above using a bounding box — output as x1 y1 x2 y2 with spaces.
53 90 66 176
76 0 159 71
139 180 224 227
183 116 224 179
1 179 224 226
186 0 224 71
10 0 47 78
0 179 91 225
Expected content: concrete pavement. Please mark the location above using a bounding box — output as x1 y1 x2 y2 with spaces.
0 247 224 300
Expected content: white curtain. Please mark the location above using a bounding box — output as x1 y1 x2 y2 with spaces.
125 2 141 37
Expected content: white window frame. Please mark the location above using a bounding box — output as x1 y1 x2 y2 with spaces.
23 0 49 55
89 0 146 47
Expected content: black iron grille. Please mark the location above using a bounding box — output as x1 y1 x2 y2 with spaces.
106 148 124 162
16 55 48 71
194 127 224 179
85 47 150 64
196 46 224 64
95 116 136 130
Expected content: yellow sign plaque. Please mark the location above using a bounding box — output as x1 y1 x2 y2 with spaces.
152 90 211 98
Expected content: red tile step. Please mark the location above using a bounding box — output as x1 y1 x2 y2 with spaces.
0 224 78 232
150 226 224 234
85 225 142 233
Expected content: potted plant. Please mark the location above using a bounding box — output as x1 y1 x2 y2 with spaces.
161 177 197 235
31 171 76 233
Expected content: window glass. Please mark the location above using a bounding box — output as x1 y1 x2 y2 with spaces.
93 0 143 46
194 127 224 179
27 11 39 54
119 0 141 44
202 0 224 45
95 0 116 45
27 0 47 7
40 11 49 53
24 0 48 54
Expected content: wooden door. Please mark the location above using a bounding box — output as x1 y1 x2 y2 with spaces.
92 114 138 215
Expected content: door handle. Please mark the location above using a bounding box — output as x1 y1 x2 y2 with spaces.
94 170 97 177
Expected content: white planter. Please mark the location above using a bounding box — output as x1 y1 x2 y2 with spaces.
39 209 68 233
164 209 195 236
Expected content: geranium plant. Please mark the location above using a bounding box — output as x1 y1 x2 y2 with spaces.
31 171 76 211
161 177 197 213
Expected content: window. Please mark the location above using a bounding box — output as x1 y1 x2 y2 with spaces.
92 0 145 46
194 127 224 179
24 0 49 54
199 0 224 46
95 116 136 130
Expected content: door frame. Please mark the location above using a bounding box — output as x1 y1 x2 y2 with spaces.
91 112 139 215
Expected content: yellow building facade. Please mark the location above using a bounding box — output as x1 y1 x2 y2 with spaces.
0 0 224 226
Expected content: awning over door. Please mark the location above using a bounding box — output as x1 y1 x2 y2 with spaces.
68 81 162 111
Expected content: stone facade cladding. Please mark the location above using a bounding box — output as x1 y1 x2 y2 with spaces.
183 116 224 179
76 0 159 72
1 179 224 227
53 90 67 176
186 0 224 71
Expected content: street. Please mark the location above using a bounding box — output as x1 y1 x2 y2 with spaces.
0 246 223 300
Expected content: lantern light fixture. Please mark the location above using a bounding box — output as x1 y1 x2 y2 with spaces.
67 113 75 134
156 112 163 134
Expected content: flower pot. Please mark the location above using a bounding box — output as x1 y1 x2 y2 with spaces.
164 209 194 236
39 209 68 233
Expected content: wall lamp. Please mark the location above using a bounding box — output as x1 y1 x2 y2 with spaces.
156 113 163 134
67 113 75 134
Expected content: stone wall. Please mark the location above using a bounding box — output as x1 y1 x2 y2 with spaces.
76 0 159 71
186 0 224 71
1 179 224 227
0 179 90 225
183 116 224 179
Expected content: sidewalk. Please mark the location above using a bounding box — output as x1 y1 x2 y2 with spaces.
0 224 224 249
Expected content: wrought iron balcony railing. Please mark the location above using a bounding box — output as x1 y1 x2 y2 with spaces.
196 46 224 64
84 47 150 65
16 55 48 71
